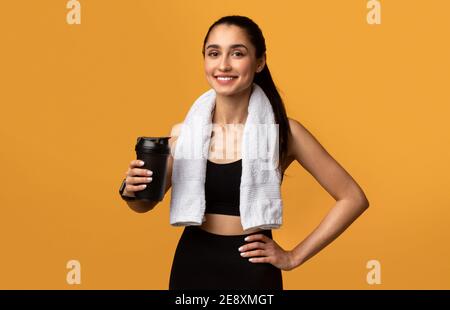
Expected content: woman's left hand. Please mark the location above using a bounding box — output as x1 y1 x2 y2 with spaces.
238 234 297 271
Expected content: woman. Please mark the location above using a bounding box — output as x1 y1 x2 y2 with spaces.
121 15 369 290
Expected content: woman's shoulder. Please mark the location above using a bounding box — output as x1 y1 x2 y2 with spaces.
287 117 312 143
286 117 302 154
168 122 183 150
285 117 317 164
287 117 303 131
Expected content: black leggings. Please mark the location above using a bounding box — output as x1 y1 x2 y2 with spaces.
169 225 283 290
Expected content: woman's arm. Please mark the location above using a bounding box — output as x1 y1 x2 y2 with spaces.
286 118 370 268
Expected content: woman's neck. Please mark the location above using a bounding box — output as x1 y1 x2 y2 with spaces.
212 85 252 125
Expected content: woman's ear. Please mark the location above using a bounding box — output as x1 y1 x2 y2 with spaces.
256 53 266 73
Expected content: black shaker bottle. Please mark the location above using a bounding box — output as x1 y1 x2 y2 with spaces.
134 136 171 202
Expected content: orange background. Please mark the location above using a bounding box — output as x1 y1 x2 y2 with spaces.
1 0 449 289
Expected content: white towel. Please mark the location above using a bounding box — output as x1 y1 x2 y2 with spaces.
169 83 283 232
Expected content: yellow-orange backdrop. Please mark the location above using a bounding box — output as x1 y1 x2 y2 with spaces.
1 0 449 289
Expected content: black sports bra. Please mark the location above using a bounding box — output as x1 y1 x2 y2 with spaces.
204 159 242 216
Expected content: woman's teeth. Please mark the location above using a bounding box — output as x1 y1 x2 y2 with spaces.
217 77 236 80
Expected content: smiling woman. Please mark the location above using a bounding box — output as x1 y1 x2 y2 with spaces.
121 14 369 291
167 15 291 290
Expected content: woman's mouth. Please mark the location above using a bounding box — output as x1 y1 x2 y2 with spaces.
214 76 238 85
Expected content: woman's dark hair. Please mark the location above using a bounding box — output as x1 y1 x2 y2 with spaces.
201 15 292 182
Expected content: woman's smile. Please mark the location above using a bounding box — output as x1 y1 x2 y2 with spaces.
214 75 239 85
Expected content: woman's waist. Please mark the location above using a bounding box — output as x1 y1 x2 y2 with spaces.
199 213 268 236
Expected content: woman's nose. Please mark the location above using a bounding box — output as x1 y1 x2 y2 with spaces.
219 56 232 71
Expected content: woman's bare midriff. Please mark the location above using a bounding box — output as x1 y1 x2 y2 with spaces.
200 213 264 235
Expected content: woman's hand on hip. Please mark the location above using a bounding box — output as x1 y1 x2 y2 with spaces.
238 234 297 271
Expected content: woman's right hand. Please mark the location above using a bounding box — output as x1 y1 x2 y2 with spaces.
123 160 153 197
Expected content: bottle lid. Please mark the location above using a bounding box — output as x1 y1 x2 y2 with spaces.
135 136 171 154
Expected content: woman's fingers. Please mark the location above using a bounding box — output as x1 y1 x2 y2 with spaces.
125 183 148 192
126 176 153 184
238 235 274 261
238 241 265 252
129 159 145 168
240 249 266 258
130 168 153 177
125 160 153 192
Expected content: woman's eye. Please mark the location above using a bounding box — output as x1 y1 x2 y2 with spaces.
207 51 243 57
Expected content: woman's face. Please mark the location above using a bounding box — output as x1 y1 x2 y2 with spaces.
204 24 265 97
